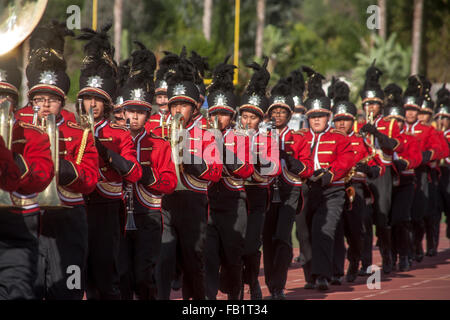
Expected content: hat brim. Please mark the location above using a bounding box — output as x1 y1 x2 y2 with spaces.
239 105 264 118
78 88 112 104
306 109 331 117
333 113 355 121
28 84 65 99
209 105 235 115
267 104 292 116
168 96 198 107
123 101 152 112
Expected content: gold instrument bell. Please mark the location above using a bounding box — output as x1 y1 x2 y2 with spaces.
0 0 48 55
170 113 188 191
0 99 16 207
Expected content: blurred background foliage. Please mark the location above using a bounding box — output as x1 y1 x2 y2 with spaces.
36 0 449 104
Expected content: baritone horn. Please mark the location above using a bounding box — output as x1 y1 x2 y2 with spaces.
170 113 188 191
0 99 16 207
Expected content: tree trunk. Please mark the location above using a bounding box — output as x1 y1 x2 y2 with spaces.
411 0 424 75
255 0 265 59
378 0 386 40
21 40 29 107
203 0 212 41
114 0 123 62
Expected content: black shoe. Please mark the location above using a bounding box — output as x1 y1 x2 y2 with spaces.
398 256 410 272
415 246 424 262
316 277 329 291
271 290 286 300
346 261 359 283
426 248 437 257
171 278 182 291
358 266 371 277
330 276 342 285
304 282 315 289
382 255 393 274
249 282 262 300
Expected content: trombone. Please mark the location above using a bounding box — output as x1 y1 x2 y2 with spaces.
124 118 137 231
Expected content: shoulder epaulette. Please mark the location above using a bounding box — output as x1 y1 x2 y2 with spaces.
18 121 45 134
67 121 83 130
110 122 128 131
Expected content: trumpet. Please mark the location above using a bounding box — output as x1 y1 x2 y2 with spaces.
0 100 16 207
124 119 137 231
170 113 189 191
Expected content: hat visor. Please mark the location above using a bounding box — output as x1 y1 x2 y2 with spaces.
362 97 383 105
239 105 264 118
123 104 152 112
403 104 421 111
78 88 112 104
168 95 197 107
419 108 433 114
0 82 19 97
333 113 355 121
306 109 331 117
267 103 292 116
209 105 235 115
28 84 65 100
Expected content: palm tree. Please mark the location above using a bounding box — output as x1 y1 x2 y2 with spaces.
114 0 123 62
378 0 386 40
203 0 212 41
255 0 265 58
411 0 424 75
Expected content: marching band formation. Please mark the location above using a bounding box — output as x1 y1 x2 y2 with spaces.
0 22 449 300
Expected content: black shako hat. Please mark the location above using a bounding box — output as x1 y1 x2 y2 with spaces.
403 75 424 110
167 53 199 107
115 58 131 107
268 77 295 114
77 23 118 105
329 77 356 120
207 55 237 115
287 68 306 111
240 56 270 117
418 75 434 114
26 20 73 100
434 84 450 119
359 60 384 106
384 83 405 120
155 51 180 96
303 66 331 116
121 41 157 112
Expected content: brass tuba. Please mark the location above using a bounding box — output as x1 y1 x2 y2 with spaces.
0 99 16 207
170 113 188 191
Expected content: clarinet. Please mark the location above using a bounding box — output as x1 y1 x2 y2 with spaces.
124 119 137 231
269 118 281 204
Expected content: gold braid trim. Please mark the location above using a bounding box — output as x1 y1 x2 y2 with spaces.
76 129 89 165
388 118 395 138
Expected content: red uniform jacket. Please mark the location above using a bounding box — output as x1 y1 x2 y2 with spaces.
192 113 208 130
244 130 281 188
94 119 142 199
404 120 442 166
357 115 404 166
278 126 314 186
14 105 77 124
394 131 423 177
131 129 177 210
176 119 222 193
57 117 99 206
303 126 354 186
0 121 54 213
347 131 385 183
429 127 450 170
443 129 450 166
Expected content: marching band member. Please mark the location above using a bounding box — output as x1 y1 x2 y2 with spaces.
330 78 385 283
264 70 314 299
0 51 54 300
77 24 142 300
158 57 222 300
20 22 98 300
383 84 422 272
402 76 442 264
434 86 450 240
238 60 281 300
357 62 404 274
204 57 254 300
298 67 354 291
118 42 177 300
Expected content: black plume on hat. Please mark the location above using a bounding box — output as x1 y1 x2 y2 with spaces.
287 69 305 108
403 75 423 109
0 51 21 97
418 75 434 113
240 57 270 116
26 21 73 99
384 83 405 119
114 59 130 106
120 41 157 111
207 55 237 115
434 84 450 118
268 77 295 113
328 77 350 105
303 66 330 115
155 51 180 94
189 51 209 100
77 23 117 104
359 60 384 104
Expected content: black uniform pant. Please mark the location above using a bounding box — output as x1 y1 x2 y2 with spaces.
0 210 39 300
86 196 123 300
368 166 393 262
333 183 367 277
299 184 345 283
160 190 208 300
242 186 268 288
391 177 415 259
119 210 162 300
36 206 88 300
155 208 176 300
206 183 247 299
411 166 430 256
425 169 441 252
438 166 450 239
263 181 301 293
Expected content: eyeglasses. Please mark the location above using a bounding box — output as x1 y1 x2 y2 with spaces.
33 97 61 105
